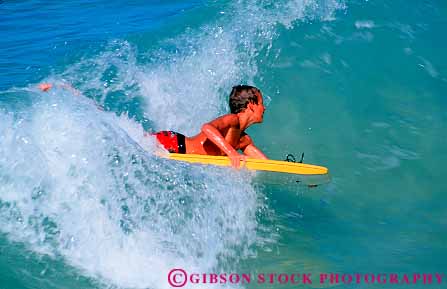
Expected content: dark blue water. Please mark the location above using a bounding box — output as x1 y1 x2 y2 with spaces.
0 0 201 90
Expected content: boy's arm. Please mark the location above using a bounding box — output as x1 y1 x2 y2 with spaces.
244 144 268 159
39 82 80 95
39 82 104 110
240 134 268 159
201 115 246 168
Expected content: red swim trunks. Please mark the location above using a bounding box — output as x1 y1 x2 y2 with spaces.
153 131 186 154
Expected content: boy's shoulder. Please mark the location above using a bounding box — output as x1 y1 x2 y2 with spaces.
209 113 239 125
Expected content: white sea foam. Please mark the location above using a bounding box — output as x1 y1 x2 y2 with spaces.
59 0 345 136
355 20 375 29
137 0 345 134
418 57 439 78
0 88 263 288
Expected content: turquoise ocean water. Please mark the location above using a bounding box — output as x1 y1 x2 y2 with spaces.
1 1 446 288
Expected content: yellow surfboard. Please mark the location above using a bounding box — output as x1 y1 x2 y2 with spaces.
165 153 328 176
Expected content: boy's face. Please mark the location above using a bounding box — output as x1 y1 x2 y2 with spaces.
252 91 266 123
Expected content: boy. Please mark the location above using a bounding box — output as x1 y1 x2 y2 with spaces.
154 85 268 168
39 83 268 167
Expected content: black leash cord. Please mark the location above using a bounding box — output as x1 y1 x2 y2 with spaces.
284 153 304 163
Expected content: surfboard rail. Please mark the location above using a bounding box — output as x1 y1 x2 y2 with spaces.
164 153 328 176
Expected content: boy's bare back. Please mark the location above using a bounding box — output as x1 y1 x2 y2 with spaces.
39 82 267 168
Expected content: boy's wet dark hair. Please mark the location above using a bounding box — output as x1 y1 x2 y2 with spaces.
229 85 260 114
